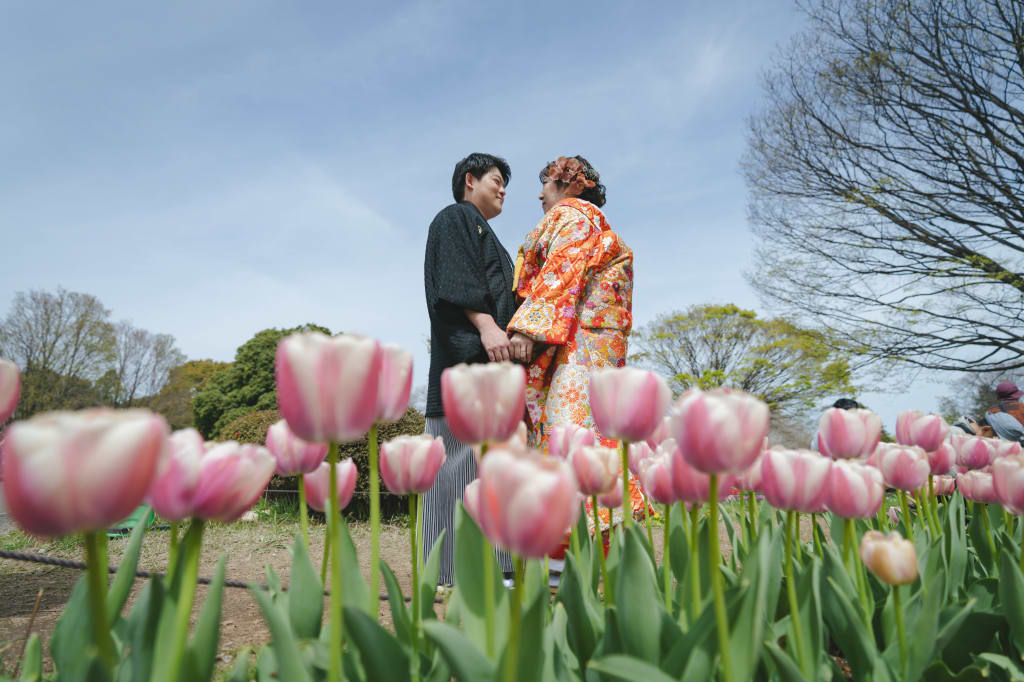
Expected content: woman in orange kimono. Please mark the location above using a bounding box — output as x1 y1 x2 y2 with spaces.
507 156 648 535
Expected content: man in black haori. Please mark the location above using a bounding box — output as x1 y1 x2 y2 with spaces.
422 153 520 586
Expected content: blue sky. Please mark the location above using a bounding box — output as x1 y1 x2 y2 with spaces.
0 1 944 431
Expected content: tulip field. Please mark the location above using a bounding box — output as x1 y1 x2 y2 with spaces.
4 337 1024 681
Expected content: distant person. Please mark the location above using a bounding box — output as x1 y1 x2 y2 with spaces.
422 153 518 587
811 398 862 450
985 381 1024 443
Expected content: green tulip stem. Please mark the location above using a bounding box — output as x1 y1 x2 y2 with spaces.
158 519 206 682
593 495 610 601
326 442 345 682
620 440 631 529
812 514 822 556
368 423 381 620
417 494 425 574
1003 509 1013 537
503 556 526 682
689 504 701 624
570 506 582 567
708 475 733 682
851 525 872 629
980 504 997 561
644 492 655 550
893 585 908 679
928 475 941 533
915 489 932 536
1019 532 1024 573
320 520 331 584
784 511 807 671
899 490 913 539
83 530 116 670
409 494 421 681
483 536 495 658
298 473 310 552
748 491 758 539
663 503 672 613
842 518 854 569
168 521 180 579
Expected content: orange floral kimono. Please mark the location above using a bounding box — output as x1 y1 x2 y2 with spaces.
509 197 646 532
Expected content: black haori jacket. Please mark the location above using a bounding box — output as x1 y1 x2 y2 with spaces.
423 201 517 417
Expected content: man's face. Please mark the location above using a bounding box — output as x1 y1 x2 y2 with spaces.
464 167 506 220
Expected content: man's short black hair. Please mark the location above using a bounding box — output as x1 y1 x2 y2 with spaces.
452 153 511 202
832 398 861 410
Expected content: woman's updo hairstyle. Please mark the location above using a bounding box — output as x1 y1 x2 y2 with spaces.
539 155 607 207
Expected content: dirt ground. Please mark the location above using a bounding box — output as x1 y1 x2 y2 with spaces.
0 506 821 677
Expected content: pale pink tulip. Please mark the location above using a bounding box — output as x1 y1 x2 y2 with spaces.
547 423 596 459
926 441 955 476
860 530 918 585
190 442 275 523
589 367 672 442
376 344 413 423
379 435 446 495
639 454 677 504
817 407 882 460
992 455 1024 513
876 443 930 491
957 470 1000 504
735 454 764 492
475 447 579 558
887 506 900 526
953 435 996 470
442 362 525 445
668 388 770 474
895 410 950 452
473 421 529 464
2 409 168 536
275 332 381 443
147 428 206 522
265 419 328 476
932 475 956 496
627 441 654 477
645 416 672 449
569 445 620 496
992 439 1023 459
660 439 735 503
826 460 884 518
0 359 20 424
597 482 623 508
303 459 358 512
463 479 482 527
760 448 832 513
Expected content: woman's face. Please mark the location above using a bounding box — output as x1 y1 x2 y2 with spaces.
539 177 569 214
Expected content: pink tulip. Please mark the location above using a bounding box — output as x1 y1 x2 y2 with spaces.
953 435 996 470
548 423 596 459
668 388 770 474
379 435 446 495
659 439 735 503
276 332 382 443
887 506 900 526
876 443 930 491
473 421 529 464
627 441 654 477
265 419 328 476
148 428 206 522
0 358 20 424
957 470 1000 504
735 454 764 492
926 441 955 476
993 439 1022 459
826 460 884 518
895 410 950 452
760 448 832 513
475 447 579 558
463 479 482 527
639 454 677 504
932 475 956 496
190 442 275 523
645 416 672 449
2 409 168 536
992 455 1024 513
860 530 918 585
377 344 413 423
303 459 358 512
589 367 672 442
817 407 882 460
597 482 623 508
442 362 526 445
569 445 620 496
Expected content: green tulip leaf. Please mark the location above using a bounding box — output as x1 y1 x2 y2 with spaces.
556 550 602 670
421 620 495 682
106 509 150 623
729 523 780 681
344 606 411 682
337 515 371 614
614 524 662 664
249 585 312 682
420 531 445 622
907 570 945 682
183 555 226 682
998 549 1024 659
287 535 323 640
381 561 412 645
50 576 96 681
18 633 41 682
587 654 679 682
225 648 252 682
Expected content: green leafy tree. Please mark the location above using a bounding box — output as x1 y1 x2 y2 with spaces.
192 324 331 438
147 359 231 430
631 304 857 420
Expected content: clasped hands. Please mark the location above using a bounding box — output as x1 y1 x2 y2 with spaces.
480 323 534 363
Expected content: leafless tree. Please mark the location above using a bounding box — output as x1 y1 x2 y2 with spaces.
744 0 1024 373
109 321 186 406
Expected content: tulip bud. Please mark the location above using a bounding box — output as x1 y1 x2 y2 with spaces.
760 448 832 513
589 367 672 442
0 358 21 424
475 447 580 558
926 441 955 476
639 454 677 505
442 362 526 445
735 454 764 492
303 459 358 512
957 470 999 504
377 344 413 423
887 506 900 526
993 440 1023 459
953 435 996 470
992 455 1024 513
597 482 623 508
895 410 950 452
826 460 884 518
659 439 735 504
379 435 446 495
627 441 654 477
931 475 956 496
190 442 275 523
817 407 882 460
860 530 918 585
547 423 596 460
668 388 770 474
265 420 329 476
569 445 620 496
645 416 672 449
148 428 206 522
463 479 483 527
876 443 930 491
276 332 382 443
2 409 168 536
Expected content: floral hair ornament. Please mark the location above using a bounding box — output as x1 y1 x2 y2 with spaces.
546 156 596 196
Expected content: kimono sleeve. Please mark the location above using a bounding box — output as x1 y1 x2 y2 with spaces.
507 208 594 345
425 206 491 313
